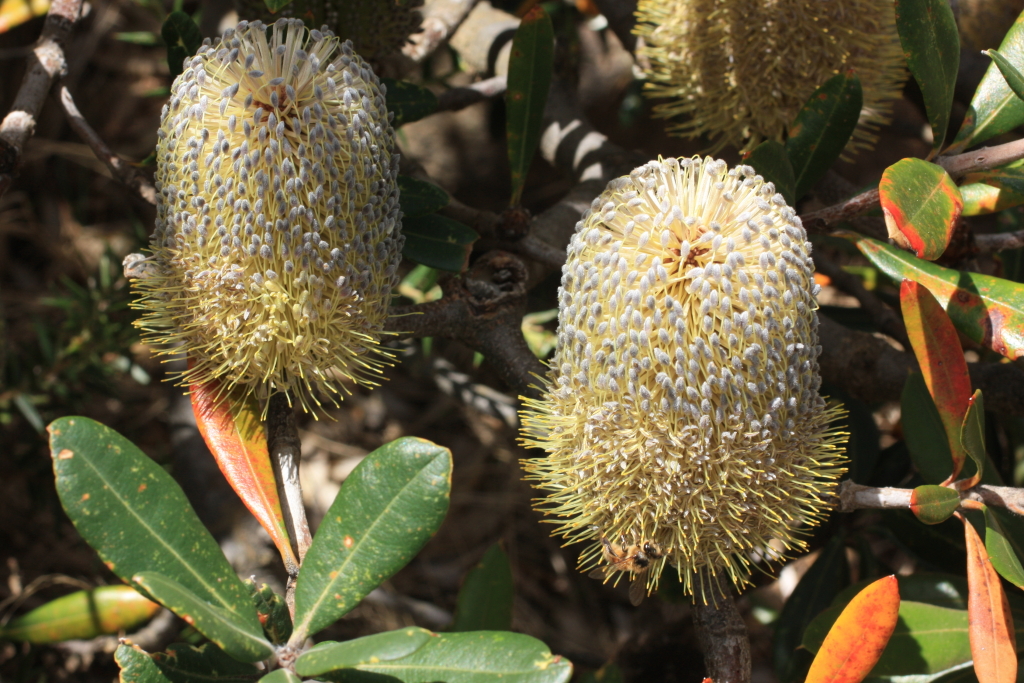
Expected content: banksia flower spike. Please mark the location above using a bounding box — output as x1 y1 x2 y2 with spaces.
132 19 403 414
634 0 907 153
520 157 847 602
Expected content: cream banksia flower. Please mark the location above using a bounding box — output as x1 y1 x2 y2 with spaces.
634 0 907 153
520 157 848 601
132 19 403 413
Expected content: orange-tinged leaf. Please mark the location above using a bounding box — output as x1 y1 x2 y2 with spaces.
900 280 972 481
190 374 297 573
880 158 962 260
805 575 900 683
963 513 1018 683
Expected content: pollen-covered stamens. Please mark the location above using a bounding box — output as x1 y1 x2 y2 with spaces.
520 156 848 602
131 19 404 415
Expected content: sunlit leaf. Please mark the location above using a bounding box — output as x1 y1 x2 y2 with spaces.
292 438 452 641
0 586 160 643
505 5 554 206
246 579 292 645
295 628 434 676
133 572 273 663
959 161 1024 216
960 389 986 488
805 575 900 683
786 72 863 200
850 234 1024 360
910 485 960 525
900 280 972 480
190 376 296 573
894 0 960 151
949 9 1024 152
745 139 796 205
984 48 1024 103
879 159 962 260
984 506 1024 590
963 514 1018 683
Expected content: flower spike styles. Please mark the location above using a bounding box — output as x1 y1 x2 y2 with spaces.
132 19 404 415
520 157 848 602
635 0 907 153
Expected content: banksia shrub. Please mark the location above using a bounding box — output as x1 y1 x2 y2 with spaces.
520 157 847 601
234 0 422 68
634 0 907 153
132 18 403 413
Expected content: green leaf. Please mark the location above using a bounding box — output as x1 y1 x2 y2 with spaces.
505 5 554 207
300 630 572 683
115 642 260 683
894 0 960 151
902 372 954 485
578 664 624 683
948 9 1024 152
263 0 294 13
48 417 257 627
786 72 863 200
452 543 514 632
295 627 434 677
985 506 1024 590
804 601 973 675
398 176 449 219
133 573 272 663
959 160 1024 216
879 159 962 260
381 78 438 128
0 585 160 644
246 579 292 645
849 234 1024 360
401 214 478 273
774 534 850 683
960 389 986 486
259 671 302 683
161 12 202 80
745 140 796 206
292 437 452 641
985 48 1024 102
909 485 960 525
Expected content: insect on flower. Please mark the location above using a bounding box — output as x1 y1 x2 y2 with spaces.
589 535 664 606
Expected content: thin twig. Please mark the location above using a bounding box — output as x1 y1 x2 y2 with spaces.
267 393 310 619
814 254 909 349
692 574 751 683
837 480 1024 515
58 85 157 205
436 75 506 112
976 229 1024 254
801 136 1024 233
0 0 83 200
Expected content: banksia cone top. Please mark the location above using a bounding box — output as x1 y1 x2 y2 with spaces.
133 19 403 413
520 157 847 601
634 0 907 153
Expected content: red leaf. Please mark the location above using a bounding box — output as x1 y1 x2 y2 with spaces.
879 158 962 260
900 280 972 481
191 375 298 573
963 514 1018 683
805 575 900 683
851 235 1024 361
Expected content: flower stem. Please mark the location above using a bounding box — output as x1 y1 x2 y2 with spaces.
268 393 311 618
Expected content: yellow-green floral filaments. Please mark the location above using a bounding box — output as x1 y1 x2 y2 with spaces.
634 0 907 153
520 157 847 602
132 19 404 414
